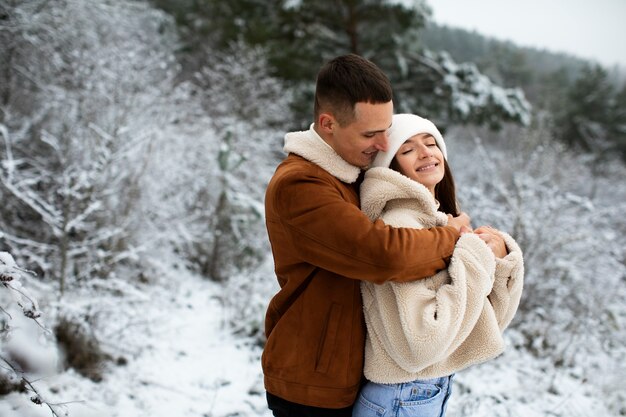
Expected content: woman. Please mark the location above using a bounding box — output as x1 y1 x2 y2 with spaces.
353 114 524 417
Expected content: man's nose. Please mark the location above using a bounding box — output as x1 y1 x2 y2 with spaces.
374 132 389 152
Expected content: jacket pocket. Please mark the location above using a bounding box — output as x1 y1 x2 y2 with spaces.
315 302 343 374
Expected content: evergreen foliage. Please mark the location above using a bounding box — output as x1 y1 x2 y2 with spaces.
151 0 531 130
553 64 626 158
421 22 626 159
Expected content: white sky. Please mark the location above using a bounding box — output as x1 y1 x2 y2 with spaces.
426 0 626 68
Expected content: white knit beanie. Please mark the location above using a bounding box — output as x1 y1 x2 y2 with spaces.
372 113 447 168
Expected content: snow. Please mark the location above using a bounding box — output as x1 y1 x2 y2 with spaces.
1 264 270 417
447 335 617 417
1 0 624 416
2 234 623 417
1 264 618 417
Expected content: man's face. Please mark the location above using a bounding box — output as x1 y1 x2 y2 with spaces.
326 101 393 169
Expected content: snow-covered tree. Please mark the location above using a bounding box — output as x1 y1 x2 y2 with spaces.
390 50 531 129
0 0 180 291
157 42 290 281
165 0 532 129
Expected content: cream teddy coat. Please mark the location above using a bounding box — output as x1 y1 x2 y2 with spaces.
360 167 524 383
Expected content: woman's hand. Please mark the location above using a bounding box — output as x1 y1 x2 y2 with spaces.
447 212 471 233
474 226 507 258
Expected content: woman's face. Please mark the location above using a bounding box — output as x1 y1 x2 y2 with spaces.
394 133 445 194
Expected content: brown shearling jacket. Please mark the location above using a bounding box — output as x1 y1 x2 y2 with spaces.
262 126 459 408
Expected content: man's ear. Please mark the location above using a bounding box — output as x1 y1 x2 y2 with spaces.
317 113 336 134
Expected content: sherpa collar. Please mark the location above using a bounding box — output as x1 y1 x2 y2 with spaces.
283 124 361 184
360 166 447 225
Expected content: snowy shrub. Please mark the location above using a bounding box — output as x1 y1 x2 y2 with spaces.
193 40 291 192
132 83 271 282
205 132 265 281
223 257 278 345
448 122 626 415
54 315 111 382
44 273 158 386
0 252 60 410
155 41 289 282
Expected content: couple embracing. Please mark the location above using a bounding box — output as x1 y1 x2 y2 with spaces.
262 54 524 417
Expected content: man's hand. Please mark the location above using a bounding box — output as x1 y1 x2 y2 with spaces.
447 212 471 233
474 226 507 258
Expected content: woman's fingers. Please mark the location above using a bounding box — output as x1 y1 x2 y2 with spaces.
475 227 507 258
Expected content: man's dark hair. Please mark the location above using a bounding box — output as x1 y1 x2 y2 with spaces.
314 54 393 126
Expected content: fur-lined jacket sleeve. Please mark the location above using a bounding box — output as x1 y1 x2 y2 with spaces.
361 232 497 375
488 231 524 331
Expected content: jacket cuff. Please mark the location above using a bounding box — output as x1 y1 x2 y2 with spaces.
495 232 523 279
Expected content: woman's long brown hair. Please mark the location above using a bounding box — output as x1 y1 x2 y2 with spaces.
435 162 459 216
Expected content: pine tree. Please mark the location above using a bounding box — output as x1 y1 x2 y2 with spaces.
556 64 615 151
609 82 626 161
153 0 531 129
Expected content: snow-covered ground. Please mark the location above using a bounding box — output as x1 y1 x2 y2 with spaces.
447 336 616 417
1 259 618 417
0 266 269 417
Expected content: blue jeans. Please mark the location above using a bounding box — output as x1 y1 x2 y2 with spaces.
352 375 454 417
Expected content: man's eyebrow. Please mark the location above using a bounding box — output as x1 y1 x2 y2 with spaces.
363 129 386 135
363 123 393 135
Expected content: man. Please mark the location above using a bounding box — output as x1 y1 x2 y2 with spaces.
263 54 470 417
